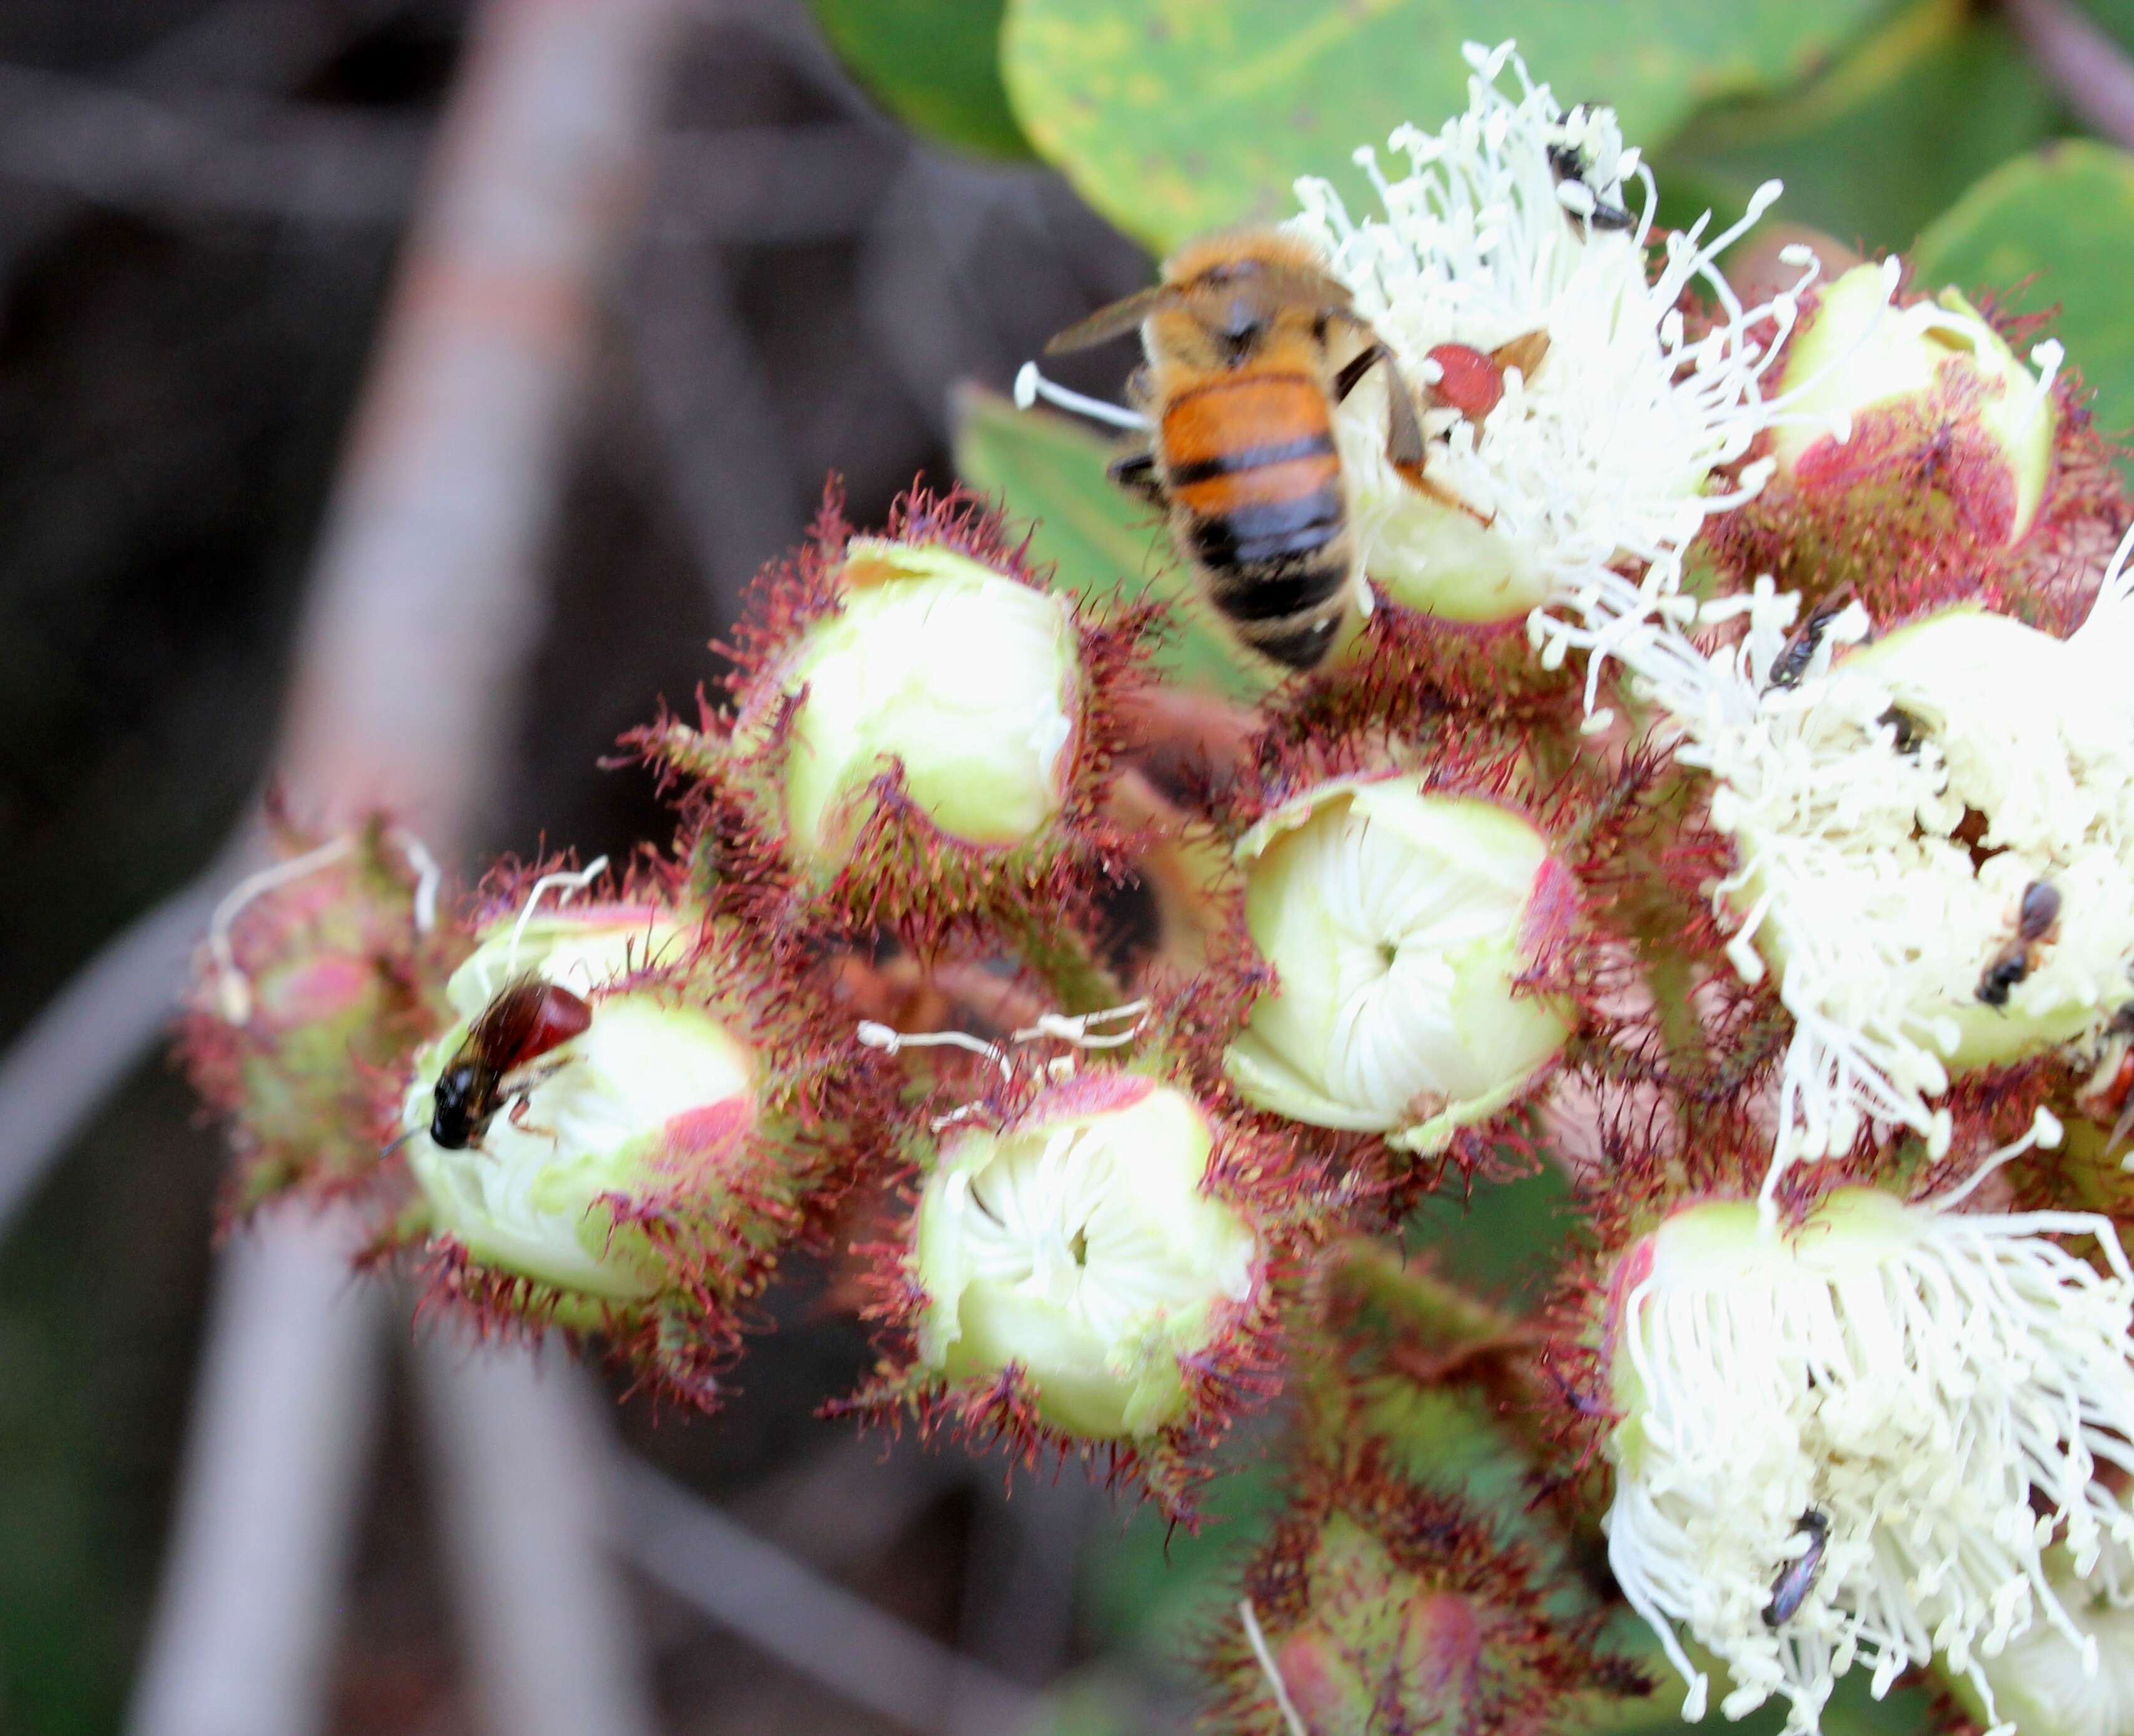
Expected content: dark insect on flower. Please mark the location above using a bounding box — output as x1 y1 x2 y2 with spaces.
1978 880 2061 1008
1763 593 1853 692
1545 136 1634 232
429 975 594 1149
1877 705 1924 754
1763 1509 1829 1627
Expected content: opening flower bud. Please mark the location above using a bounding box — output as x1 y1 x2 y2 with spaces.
401 905 758 1308
764 537 1079 858
909 1071 1263 1441
1224 775 1576 1153
1601 1183 2134 1732
1775 262 2057 548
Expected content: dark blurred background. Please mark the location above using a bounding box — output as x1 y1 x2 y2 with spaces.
0 2 1176 1730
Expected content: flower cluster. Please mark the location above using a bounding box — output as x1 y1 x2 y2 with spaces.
178 34 2134 1735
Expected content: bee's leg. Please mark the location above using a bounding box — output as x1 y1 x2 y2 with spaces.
505 1095 557 1140
1107 448 1167 506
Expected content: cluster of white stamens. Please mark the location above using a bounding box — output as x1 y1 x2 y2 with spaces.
1607 1180 2134 1734
1613 530 2134 1202
1288 41 1809 698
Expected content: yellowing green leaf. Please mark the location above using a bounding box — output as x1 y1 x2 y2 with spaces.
1001 0 1902 253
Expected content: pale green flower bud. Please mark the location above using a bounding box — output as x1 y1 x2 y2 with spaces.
912 1074 1261 1440
401 908 754 1302
1224 776 1575 1153
774 538 1079 858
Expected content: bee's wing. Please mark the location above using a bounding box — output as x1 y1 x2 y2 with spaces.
1044 285 1172 354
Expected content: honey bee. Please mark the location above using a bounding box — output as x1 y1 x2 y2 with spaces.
1045 230 1546 671
428 975 593 1149
1977 879 2061 1008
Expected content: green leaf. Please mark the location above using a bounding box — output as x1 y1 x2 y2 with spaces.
1913 140 2134 456
806 0 1033 160
1656 0 2059 255
1000 0 1904 254
950 383 1276 700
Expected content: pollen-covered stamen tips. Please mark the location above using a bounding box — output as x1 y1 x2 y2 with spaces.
391 863 871 1403
1220 770 1578 1158
1287 41 1802 659
1600 1173 2134 1733
650 485 1157 953
1649 563 2134 1197
842 1066 1288 1516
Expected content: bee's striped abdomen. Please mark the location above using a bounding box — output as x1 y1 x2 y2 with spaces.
1159 373 1350 669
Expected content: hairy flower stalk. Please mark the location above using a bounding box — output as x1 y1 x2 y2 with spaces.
1603 1176 2134 1732
848 1066 1285 1513
1639 555 2134 1195
1223 772 1577 1155
1288 39 1806 700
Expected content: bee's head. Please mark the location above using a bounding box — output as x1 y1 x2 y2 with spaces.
429 1062 480 1150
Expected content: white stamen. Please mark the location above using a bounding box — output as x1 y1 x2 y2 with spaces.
855 1020 1010 1076
1011 361 1151 431
502 856 609 981
1239 1599 1310 1736
1011 999 1150 1049
392 829 443 935
207 836 356 1024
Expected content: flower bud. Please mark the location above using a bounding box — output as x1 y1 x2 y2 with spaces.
913 1071 1258 1437
394 878 861 1400
657 486 1155 954
1205 1447 1636 1734
1597 1179 2134 1731
179 817 452 1211
1223 774 1576 1154
846 1066 1284 1514
1774 262 2056 550
766 536 1078 856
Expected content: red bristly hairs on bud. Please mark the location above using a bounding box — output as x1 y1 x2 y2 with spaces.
1707 273 2133 634
1201 1439 1648 1736
176 803 463 1218
628 480 1167 964
1270 580 1589 751
380 848 904 1412
824 1052 1308 1523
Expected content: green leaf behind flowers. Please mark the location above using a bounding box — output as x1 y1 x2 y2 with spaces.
1914 140 2134 460
1655 0 2058 254
806 0 1034 159
951 384 1275 699
1000 0 1905 254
